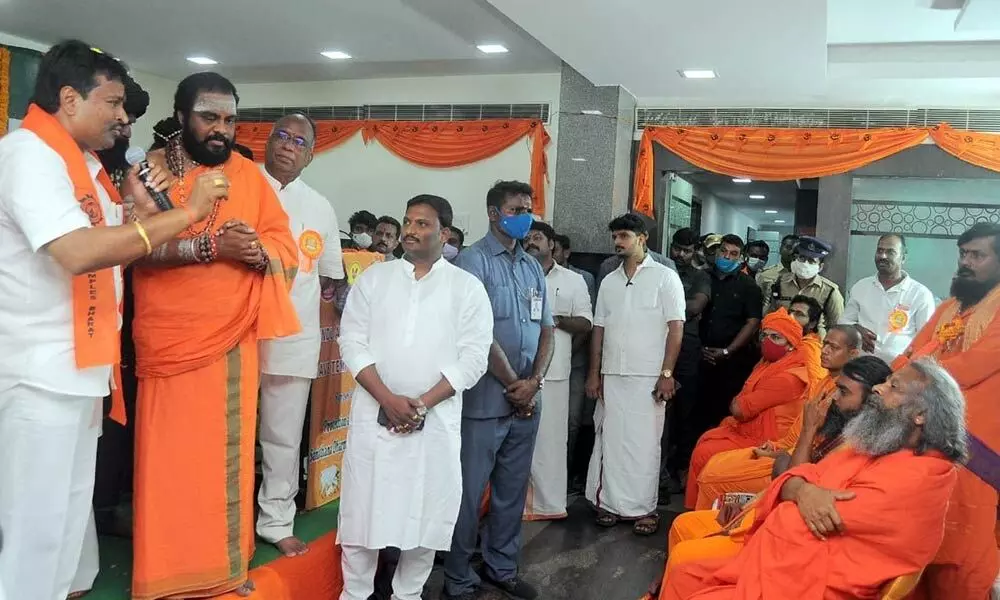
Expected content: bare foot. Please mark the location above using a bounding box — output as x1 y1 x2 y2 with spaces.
235 580 256 597
275 536 309 557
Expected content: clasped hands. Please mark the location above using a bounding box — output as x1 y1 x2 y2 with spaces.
215 219 265 267
381 393 429 434
505 377 539 417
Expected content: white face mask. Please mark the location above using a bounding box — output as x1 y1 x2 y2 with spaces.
746 257 766 273
791 259 821 280
442 243 459 260
353 232 373 249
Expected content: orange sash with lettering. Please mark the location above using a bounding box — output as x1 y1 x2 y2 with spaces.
20 105 121 370
21 105 126 424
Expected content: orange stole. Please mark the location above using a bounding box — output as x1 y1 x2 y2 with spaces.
894 290 1000 599
131 154 299 600
684 350 809 509
694 377 837 509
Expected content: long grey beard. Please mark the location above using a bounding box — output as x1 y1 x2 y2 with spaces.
842 394 915 458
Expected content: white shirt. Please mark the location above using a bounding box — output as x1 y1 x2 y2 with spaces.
259 167 344 378
594 255 685 377
337 257 493 550
841 272 936 364
0 129 123 398
545 263 593 381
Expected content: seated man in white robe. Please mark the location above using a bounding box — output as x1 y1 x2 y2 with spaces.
337 194 494 600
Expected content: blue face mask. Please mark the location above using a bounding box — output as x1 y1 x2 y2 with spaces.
715 256 741 273
498 213 534 240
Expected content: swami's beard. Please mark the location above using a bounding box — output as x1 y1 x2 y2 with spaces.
182 121 233 167
818 402 860 440
843 393 916 458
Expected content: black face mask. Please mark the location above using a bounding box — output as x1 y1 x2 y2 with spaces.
182 119 233 167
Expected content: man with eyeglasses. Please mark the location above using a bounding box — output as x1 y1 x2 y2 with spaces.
257 113 345 557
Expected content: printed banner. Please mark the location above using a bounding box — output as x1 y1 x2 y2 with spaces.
305 250 382 509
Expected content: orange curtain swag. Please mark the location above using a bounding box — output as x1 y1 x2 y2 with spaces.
634 125 929 217
0 47 11 136
929 123 1000 175
235 118 550 215
633 123 1000 218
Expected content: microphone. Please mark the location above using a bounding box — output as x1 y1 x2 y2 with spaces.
625 281 634 287
125 147 174 211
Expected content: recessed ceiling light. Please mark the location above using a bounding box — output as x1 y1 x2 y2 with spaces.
732 177 752 184
765 210 778 214
477 44 508 54
187 56 218 65
680 69 717 79
321 50 351 60
581 109 603 116
774 219 787 224
571 157 587 162
749 194 766 200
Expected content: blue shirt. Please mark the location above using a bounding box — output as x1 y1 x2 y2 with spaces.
455 232 553 419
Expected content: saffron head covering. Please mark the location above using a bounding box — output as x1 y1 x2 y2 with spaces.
762 307 804 348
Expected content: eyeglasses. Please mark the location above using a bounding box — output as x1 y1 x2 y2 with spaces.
272 129 310 150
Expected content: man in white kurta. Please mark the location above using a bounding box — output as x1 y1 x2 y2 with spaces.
585 216 685 530
840 233 935 364
338 194 493 600
257 114 345 555
523 222 593 520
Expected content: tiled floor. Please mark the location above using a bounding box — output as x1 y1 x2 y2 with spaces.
420 493 684 599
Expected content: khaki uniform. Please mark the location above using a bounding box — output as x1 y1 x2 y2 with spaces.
764 271 844 337
756 265 787 313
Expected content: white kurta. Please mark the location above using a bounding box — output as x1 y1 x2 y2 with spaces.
525 264 592 520
337 257 493 551
258 167 344 378
585 256 685 517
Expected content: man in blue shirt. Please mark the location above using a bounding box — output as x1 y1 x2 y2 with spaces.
444 180 554 600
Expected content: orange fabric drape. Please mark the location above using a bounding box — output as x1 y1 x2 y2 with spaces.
929 123 1000 174
632 125 930 217
362 119 549 215
235 120 365 160
235 118 550 215
0 46 10 136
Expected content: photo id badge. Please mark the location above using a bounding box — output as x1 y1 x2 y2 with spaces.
530 288 543 321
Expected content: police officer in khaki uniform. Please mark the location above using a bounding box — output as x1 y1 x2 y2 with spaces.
756 234 799 306
764 236 844 337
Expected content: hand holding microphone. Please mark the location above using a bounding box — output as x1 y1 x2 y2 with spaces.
125 147 173 218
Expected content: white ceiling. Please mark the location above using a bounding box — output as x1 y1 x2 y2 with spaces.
487 0 1000 108
681 171 800 225
0 0 561 82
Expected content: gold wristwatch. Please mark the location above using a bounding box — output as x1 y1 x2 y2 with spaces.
660 369 673 379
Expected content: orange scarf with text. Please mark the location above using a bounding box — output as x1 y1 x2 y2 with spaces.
21 105 123 419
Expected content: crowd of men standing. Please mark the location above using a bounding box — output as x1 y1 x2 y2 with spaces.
1 38 997 600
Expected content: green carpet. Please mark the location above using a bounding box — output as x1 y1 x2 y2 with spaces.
90 501 339 599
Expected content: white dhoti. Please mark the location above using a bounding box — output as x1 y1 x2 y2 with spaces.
585 375 665 518
256 373 313 543
339 545 435 600
524 378 569 520
69 511 100 594
0 386 100 600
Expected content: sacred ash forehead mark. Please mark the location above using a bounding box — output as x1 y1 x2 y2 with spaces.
193 93 237 116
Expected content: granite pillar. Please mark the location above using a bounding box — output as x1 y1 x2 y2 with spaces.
552 63 638 253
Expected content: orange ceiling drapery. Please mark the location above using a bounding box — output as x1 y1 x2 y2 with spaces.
235 118 550 215
362 119 549 214
929 123 1000 174
235 120 365 161
633 125 933 217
